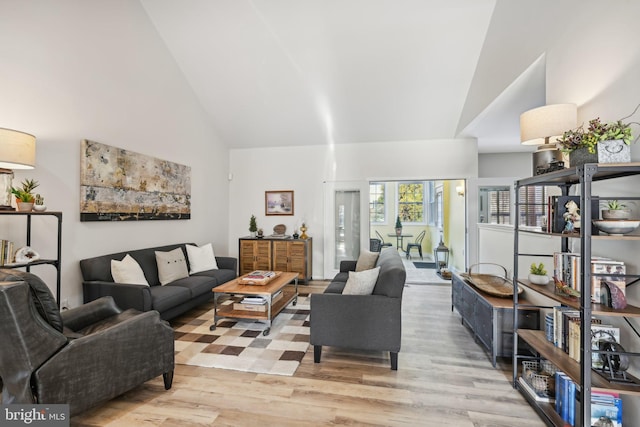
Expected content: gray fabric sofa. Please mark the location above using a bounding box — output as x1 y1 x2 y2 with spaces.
310 247 406 369
80 243 237 320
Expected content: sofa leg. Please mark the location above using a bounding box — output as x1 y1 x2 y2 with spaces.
390 352 398 370
314 345 322 363
163 370 174 390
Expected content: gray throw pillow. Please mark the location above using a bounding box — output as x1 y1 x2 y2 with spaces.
343 267 381 295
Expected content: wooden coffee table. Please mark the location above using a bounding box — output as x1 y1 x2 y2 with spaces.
209 271 298 336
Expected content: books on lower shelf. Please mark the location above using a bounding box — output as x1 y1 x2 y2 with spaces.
555 371 623 427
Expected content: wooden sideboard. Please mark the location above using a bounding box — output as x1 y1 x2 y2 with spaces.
239 237 312 282
451 273 538 366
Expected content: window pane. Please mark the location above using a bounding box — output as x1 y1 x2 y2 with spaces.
369 182 386 223
398 182 425 223
518 186 548 227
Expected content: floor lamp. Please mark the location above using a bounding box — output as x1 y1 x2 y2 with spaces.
0 128 36 210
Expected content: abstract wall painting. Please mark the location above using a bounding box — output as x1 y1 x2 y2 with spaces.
80 140 191 221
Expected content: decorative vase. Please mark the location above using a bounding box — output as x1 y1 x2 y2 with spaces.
249 231 256 238
528 274 549 285
569 147 598 167
396 227 402 236
33 204 47 212
16 202 34 212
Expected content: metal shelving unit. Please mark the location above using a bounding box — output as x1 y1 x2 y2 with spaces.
512 163 640 426
0 211 62 304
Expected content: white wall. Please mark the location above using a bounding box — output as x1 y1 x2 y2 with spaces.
229 139 478 279
0 0 230 307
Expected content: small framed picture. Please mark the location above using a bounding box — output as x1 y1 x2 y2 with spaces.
265 191 294 216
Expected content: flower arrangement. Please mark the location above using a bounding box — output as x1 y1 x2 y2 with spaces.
557 105 640 154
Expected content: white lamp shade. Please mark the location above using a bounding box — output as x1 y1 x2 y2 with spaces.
520 104 577 146
0 128 36 169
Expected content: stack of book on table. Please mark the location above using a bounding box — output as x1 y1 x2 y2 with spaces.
234 296 268 312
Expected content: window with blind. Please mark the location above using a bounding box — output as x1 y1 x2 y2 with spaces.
489 189 511 224
518 186 549 228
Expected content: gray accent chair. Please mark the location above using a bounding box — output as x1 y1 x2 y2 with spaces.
0 270 174 416
310 247 406 370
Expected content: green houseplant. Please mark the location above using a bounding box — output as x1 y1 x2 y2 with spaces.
395 216 402 236
601 200 632 220
528 262 549 285
557 105 639 166
249 215 258 237
11 179 39 211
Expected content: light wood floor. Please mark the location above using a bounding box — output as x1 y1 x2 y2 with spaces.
72 281 544 426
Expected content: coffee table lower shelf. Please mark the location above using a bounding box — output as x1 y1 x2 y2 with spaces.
209 272 298 336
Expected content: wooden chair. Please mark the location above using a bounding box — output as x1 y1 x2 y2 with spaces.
405 230 426 259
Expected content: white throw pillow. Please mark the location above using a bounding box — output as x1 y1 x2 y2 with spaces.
155 248 189 285
355 250 379 272
186 243 218 274
343 266 381 295
111 254 149 286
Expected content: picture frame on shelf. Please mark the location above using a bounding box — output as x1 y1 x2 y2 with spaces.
265 190 294 216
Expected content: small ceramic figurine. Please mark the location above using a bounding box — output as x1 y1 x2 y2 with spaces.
563 200 580 232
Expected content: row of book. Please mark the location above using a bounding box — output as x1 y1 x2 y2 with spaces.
552 306 621 366
0 240 14 265
555 371 622 426
552 252 626 303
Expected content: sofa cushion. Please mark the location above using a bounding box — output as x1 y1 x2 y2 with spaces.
155 248 189 285
343 267 381 295
191 268 237 285
149 285 191 313
186 243 218 274
165 275 214 298
355 250 379 272
111 254 149 286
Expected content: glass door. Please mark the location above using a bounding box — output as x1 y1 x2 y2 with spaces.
323 181 368 279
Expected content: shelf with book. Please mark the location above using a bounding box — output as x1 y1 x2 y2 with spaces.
0 211 62 304
513 163 640 427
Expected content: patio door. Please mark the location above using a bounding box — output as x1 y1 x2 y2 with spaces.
323 181 368 279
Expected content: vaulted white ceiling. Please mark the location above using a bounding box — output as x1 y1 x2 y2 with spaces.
139 1 584 153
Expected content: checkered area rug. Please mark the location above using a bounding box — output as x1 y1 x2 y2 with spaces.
172 296 310 376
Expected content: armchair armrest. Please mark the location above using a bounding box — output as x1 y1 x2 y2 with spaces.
215 256 237 272
34 310 174 415
61 296 122 331
339 260 357 272
82 281 152 312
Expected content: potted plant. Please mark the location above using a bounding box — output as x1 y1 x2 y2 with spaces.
557 105 639 167
11 179 39 212
601 200 632 220
528 262 549 285
33 194 46 212
249 215 258 237
395 216 402 236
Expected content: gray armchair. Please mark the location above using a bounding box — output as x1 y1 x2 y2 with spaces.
0 270 174 416
310 248 406 369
